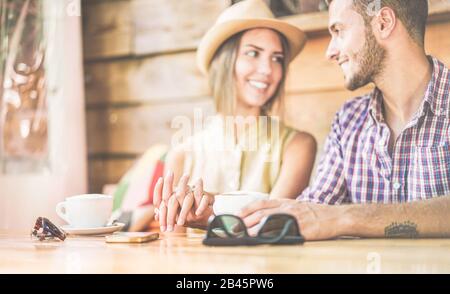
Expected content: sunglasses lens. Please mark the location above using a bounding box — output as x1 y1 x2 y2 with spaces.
209 215 247 238
31 217 66 241
258 215 299 239
33 217 43 230
43 218 66 241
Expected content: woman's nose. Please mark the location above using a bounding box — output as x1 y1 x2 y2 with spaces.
256 58 273 75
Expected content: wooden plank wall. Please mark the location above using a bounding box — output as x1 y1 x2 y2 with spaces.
82 0 450 193
83 0 227 192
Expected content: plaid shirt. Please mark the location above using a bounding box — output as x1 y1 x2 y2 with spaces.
299 57 450 204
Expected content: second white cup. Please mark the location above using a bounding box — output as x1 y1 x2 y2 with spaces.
213 191 269 216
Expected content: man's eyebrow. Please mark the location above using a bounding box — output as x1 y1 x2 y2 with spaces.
244 44 284 55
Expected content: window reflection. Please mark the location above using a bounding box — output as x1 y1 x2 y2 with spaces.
0 0 49 174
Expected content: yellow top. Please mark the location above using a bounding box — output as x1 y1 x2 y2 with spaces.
182 115 297 195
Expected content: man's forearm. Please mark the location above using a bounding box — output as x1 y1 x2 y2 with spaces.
341 196 450 238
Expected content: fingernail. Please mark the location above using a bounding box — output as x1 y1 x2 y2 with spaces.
167 225 173 232
177 219 185 226
160 226 166 232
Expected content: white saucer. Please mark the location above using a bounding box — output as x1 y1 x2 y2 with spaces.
61 223 125 235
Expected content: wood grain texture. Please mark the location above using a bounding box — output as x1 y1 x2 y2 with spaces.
2 232 450 273
82 0 450 60
429 0 450 22
86 99 215 155
82 0 229 59
132 0 229 56
84 21 450 105
424 21 450 63
82 0 133 59
84 52 209 106
282 11 329 34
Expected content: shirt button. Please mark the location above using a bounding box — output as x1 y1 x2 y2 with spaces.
378 140 385 146
393 182 401 190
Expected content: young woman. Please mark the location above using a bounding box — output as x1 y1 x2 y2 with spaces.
153 0 316 232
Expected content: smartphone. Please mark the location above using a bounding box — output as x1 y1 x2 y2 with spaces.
105 232 159 243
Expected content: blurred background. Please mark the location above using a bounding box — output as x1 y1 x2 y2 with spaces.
1 0 449 230
82 0 450 193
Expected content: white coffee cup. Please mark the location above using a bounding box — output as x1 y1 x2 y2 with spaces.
56 194 113 228
213 191 269 216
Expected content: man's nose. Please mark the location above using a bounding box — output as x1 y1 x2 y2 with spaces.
326 39 339 62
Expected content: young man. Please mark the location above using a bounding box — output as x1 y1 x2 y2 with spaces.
239 0 450 240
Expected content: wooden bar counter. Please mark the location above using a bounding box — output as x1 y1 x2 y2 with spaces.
1 231 450 274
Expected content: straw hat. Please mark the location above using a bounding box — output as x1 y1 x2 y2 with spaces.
196 0 307 75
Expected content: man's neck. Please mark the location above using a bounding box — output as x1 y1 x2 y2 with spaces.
375 50 432 127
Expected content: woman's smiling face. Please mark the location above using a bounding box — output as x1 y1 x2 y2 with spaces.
234 28 285 112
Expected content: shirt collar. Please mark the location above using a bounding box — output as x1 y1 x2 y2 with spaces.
367 56 449 128
367 87 384 129
423 56 450 117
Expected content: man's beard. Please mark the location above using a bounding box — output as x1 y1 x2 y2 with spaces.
346 28 387 91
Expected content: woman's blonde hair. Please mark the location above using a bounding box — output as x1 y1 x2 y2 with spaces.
208 29 290 117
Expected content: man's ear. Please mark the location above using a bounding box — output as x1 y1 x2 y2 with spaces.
373 7 396 40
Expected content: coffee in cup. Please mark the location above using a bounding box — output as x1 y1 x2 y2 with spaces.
56 194 113 228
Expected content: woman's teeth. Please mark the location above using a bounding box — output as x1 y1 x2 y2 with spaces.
248 80 268 89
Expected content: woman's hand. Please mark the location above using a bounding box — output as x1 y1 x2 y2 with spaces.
153 172 214 232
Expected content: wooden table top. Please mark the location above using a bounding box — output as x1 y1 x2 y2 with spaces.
1 230 450 274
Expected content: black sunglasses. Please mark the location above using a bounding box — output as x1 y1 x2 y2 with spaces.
203 213 304 246
31 217 66 241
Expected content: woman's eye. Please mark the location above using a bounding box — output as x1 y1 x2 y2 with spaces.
272 56 284 63
245 50 258 57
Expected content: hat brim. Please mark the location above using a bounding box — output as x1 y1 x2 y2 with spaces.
197 18 307 75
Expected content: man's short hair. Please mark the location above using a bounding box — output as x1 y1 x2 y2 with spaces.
326 0 428 46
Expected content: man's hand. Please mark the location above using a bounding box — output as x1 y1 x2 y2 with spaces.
238 199 349 241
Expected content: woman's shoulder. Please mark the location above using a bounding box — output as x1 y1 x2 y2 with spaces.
279 122 317 154
291 131 317 149
289 130 316 148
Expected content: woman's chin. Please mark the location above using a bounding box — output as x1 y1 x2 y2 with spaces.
240 96 270 109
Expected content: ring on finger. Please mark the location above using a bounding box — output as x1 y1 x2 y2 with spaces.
177 185 194 204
